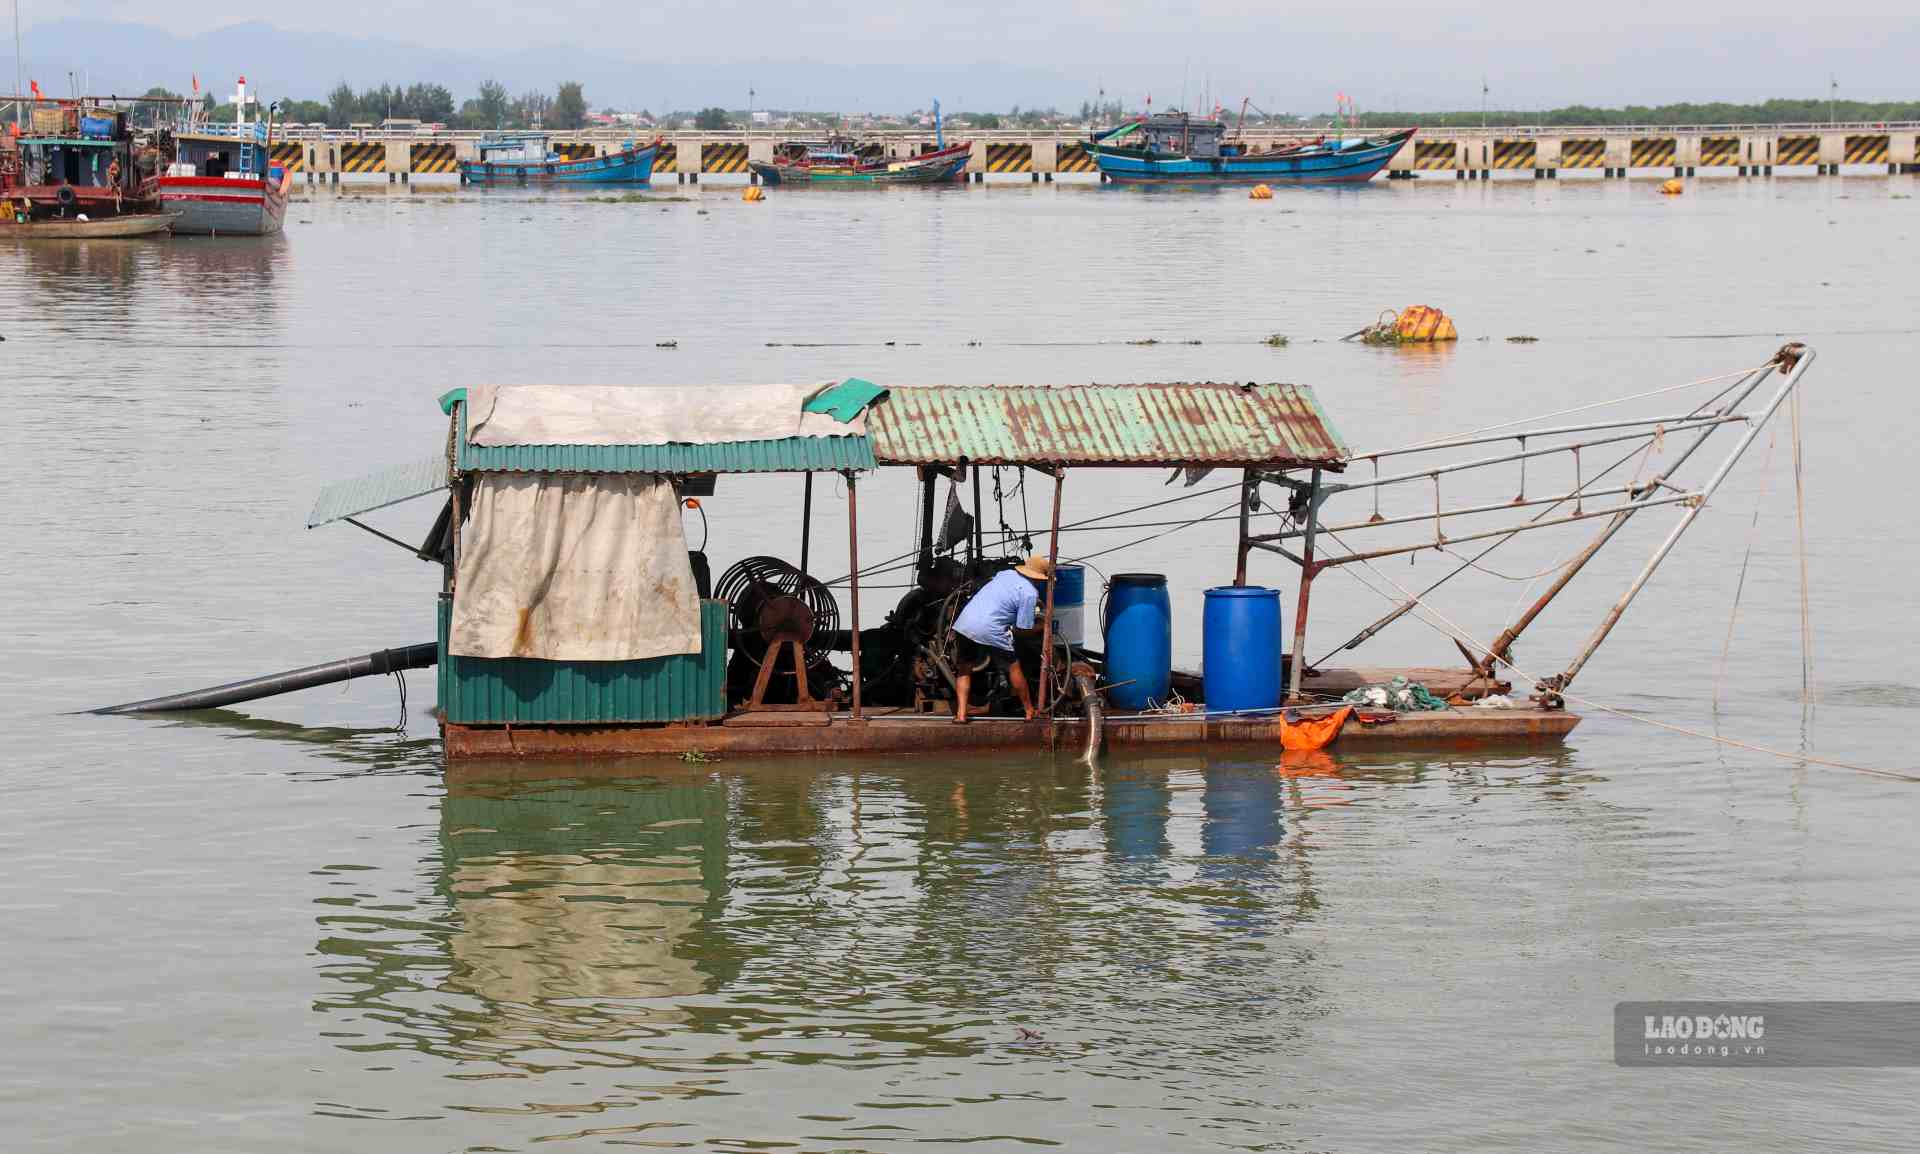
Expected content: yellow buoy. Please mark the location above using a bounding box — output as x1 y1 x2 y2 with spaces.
1393 304 1459 343
742 185 765 202
1249 184 1273 200
1660 178 1684 196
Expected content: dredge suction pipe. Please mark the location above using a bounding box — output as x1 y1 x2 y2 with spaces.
91 643 438 715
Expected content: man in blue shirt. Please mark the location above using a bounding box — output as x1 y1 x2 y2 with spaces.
948 555 1053 723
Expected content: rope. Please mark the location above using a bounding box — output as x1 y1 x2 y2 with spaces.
1714 429 1777 711
1065 500 1241 565
1790 388 1814 703
390 669 409 734
1317 526 1916 784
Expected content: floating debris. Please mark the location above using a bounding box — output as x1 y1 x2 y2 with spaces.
742 185 766 202
1506 335 1539 344
1128 338 1160 346
586 192 692 204
680 750 719 764
1660 178 1684 196
1249 183 1274 200
656 340 678 349
1264 334 1290 347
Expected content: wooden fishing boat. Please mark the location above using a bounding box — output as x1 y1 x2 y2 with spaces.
751 141 972 186
2 211 175 238
157 77 289 236
459 134 659 186
1087 113 1413 185
1 98 164 223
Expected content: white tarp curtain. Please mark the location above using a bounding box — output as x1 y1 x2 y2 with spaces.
450 473 701 662
466 382 864 446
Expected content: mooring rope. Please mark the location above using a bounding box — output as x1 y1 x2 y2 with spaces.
1318 526 1917 784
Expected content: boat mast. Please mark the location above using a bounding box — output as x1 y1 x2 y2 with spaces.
12 0 21 132
933 98 943 149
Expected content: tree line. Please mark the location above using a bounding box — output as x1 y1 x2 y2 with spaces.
138 80 593 129
1350 99 1920 128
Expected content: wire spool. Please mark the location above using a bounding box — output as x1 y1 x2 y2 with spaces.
713 556 840 669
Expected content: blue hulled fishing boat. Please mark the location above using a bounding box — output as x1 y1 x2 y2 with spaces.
459 134 660 185
1086 113 1413 185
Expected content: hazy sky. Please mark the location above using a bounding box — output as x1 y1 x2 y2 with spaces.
25 2 1920 110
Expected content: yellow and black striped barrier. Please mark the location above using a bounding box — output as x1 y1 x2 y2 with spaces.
410 142 457 174
269 142 304 173
653 143 677 173
1844 134 1889 165
339 142 385 174
1698 137 1740 167
984 143 1034 173
1559 138 1605 169
1490 139 1535 170
1055 143 1097 173
1413 141 1455 170
703 142 749 173
1630 138 1677 168
1775 135 1820 166
554 142 596 161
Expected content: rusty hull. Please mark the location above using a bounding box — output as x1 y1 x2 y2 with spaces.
444 707 1578 761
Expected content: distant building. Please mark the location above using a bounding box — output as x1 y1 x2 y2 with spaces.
751 111 771 126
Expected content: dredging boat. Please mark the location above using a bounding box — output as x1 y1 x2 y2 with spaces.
97 346 1820 767
157 77 290 236
1086 112 1413 185
458 134 660 186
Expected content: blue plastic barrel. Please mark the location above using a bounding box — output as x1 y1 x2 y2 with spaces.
1103 573 1172 710
1202 586 1283 713
1050 564 1085 644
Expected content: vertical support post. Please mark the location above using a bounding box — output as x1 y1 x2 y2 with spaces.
845 470 862 720
971 466 984 562
1234 469 1256 585
1287 468 1322 702
799 471 813 576
1037 467 1065 713
916 465 938 579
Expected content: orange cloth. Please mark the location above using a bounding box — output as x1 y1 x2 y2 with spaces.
1279 705 1353 752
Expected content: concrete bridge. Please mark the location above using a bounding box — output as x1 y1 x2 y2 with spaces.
273 122 1920 182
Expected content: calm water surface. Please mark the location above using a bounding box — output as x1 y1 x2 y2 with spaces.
3 175 1918 1151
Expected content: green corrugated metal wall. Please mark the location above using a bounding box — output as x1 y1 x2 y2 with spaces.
454 401 875 474
437 596 728 724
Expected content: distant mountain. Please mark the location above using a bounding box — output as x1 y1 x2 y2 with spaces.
8 19 1082 113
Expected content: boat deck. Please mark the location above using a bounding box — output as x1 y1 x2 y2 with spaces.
444 705 1578 759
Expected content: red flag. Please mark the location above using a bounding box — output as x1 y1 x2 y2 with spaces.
191 73 199 94
29 79 40 99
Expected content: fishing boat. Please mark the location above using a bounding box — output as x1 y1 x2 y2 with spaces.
751 103 970 185
753 141 972 185
100 345 1822 770
459 134 659 185
157 77 290 236
1 98 165 223
1086 112 1414 185
2 211 176 238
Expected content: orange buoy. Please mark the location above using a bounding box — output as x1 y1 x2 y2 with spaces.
1249 183 1273 200
1660 178 1684 195
742 185 765 202
1393 304 1459 343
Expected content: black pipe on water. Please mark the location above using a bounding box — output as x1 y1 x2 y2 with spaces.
91 643 438 715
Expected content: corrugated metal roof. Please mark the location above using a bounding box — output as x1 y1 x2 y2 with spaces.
454 402 875 474
866 383 1349 469
308 455 449 528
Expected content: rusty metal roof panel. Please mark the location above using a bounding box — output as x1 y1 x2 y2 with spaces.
866 383 1348 468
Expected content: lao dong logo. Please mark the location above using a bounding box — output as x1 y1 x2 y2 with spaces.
1644 1013 1766 1058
